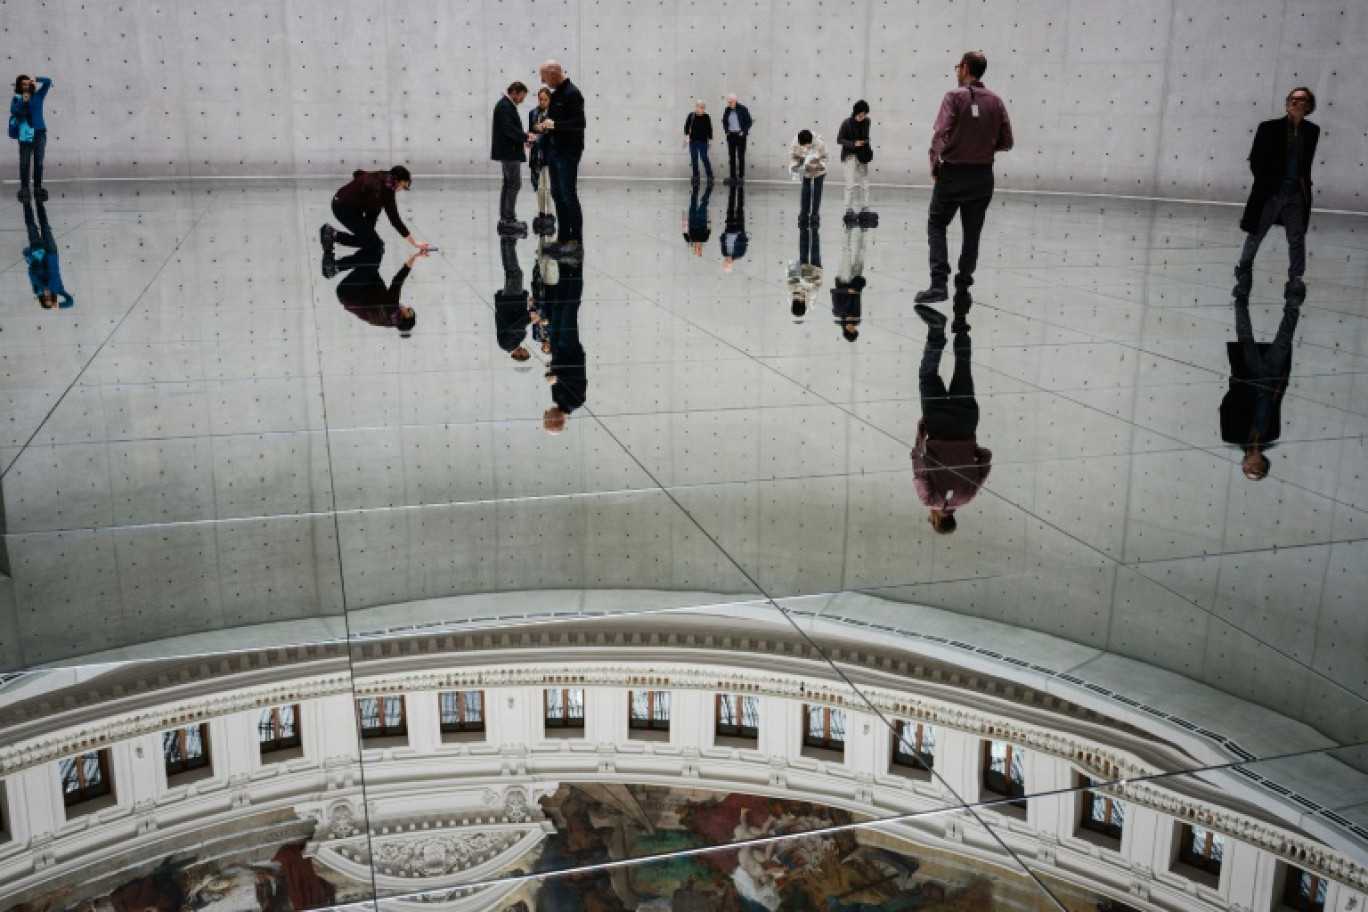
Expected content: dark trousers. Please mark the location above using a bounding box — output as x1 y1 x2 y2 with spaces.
1240 179 1307 278
920 330 979 438
727 134 747 179
19 129 47 189
499 160 522 222
688 182 712 232
927 166 994 288
499 235 524 295
800 174 825 218
332 198 382 249
689 140 713 179
547 150 583 242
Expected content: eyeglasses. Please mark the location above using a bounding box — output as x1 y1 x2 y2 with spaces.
1287 97 1310 105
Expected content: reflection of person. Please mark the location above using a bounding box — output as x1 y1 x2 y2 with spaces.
720 183 748 272
916 51 1013 305
11 74 51 202
789 129 828 226
492 81 530 236
787 222 822 319
23 199 73 308
543 263 586 433
837 101 875 226
831 224 867 340
333 245 424 336
722 94 753 184
320 166 428 277
1221 292 1299 480
684 99 714 184
912 304 992 533
683 180 713 257
1234 88 1319 304
536 59 586 260
495 235 533 361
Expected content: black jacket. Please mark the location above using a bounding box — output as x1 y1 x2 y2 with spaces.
547 79 587 158
684 111 713 141
1240 116 1318 233
494 291 531 352
491 95 527 162
837 116 871 162
1220 340 1289 448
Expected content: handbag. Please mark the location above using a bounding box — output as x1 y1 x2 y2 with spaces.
855 144 874 164
6 115 16 141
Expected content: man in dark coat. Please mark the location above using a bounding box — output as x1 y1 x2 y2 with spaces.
1221 291 1298 481
1235 87 1319 303
536 59 587 260
492 81 530 236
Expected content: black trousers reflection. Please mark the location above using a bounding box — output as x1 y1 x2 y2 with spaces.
799 223 821 270
927 165 994 289
331 198 383 249
920 329 979 438
800 174 824 219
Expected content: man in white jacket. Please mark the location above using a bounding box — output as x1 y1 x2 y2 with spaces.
789 129 828 226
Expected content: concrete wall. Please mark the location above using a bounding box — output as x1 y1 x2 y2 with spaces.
4 0 1363 209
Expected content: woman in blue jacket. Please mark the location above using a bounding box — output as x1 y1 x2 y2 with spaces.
12 75 52 201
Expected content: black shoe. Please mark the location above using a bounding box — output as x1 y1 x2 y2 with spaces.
321 255 338 280
17 187 30 202
842 209 857 226
952 289 973 332
706 175 715 184
1285 276 1306 302
915 304 947 331
497 220 529 237
319 223 336 255
809 213 820 226
914 285 948 304
1233 264 1252 298
798 215 810 226
723 177 734 186
555 240 583 265
532 214 556 236
690 174 700 185
35 187 48 201
857 210 878 227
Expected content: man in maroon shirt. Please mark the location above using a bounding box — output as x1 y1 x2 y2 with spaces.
915 51 1013 307
911 303 991 534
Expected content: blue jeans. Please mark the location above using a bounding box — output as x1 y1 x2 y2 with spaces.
19 129 47 189
547 150 583 243
689 140 713 179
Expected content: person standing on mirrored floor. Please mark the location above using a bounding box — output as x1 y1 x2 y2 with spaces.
334 243 425 336
536 60 586 262
1221 290 1299 481
721 183 748 273
528 87 555 236
23 198 72 308
721 94 752 185
1234 87 1319 305
684 99 714 185
831 224 867 341
789 129 828 226
11 74 51 202
320 166 428 278
787 222 822 321
543 263 586 434
495 235 534 362
916 51 1013 305
837 101 877 227
912 303 990 534
683 180 713 257
493 81 530 237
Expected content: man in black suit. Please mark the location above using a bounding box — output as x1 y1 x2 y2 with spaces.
1235 87 1319 303
492 81 530 236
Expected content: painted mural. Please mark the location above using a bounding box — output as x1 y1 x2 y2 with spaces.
11 842 366 912
500 785 1014 911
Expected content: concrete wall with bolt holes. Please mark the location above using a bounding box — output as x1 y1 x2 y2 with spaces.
2 0 1363 209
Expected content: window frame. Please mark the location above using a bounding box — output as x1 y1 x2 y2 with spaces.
628 690 671 732
1281 865 1327 912
982 740 1027 807
59 749 112 808
163 723 212 778
891 720 936 771
357 694 408 740
258 704 302 756
1077 775 1124 840
1176 823 1224 876
544 688 585 730
714 693 759 741
439 690 486 734
802 705 846 752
